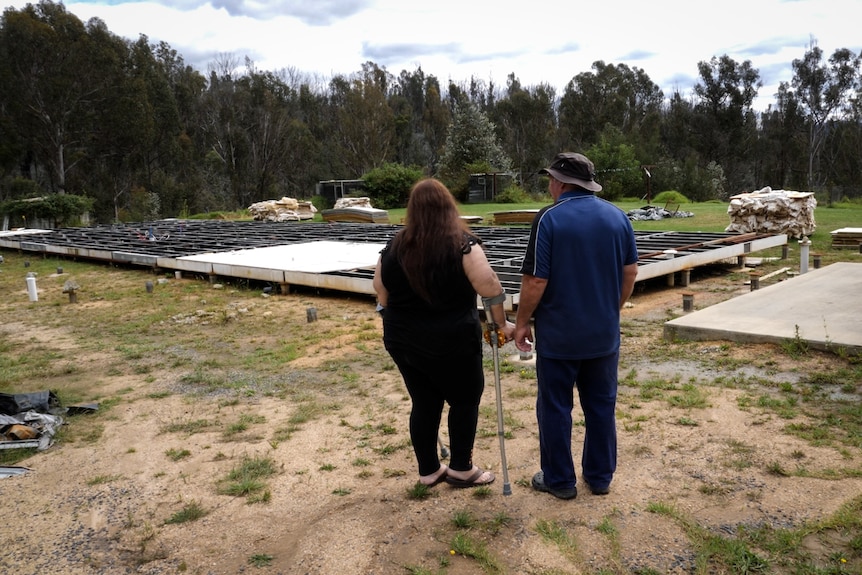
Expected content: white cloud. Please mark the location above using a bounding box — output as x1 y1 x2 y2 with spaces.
6 0 860 109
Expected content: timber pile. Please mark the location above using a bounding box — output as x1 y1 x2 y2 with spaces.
830 228 862 249
321 197 389 224
726 187 816 239
247 197 316 222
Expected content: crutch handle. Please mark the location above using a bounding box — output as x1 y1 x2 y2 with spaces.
483 327 506 347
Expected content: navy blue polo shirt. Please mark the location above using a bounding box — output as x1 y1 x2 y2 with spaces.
519 190 638 359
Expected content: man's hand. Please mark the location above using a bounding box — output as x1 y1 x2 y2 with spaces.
514 324 533 352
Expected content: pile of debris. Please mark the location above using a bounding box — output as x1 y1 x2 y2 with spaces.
333 197 375 209
247 197 317 222
726 187 816 239
1 391 98 457
627 205 694 221
1 391 66 452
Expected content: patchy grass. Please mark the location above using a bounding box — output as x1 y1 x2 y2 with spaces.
217 456 278 502
164 501 207 524
535 519 579 563
86 474 124 485
165 448 191 461
247 553 273 567
647 496 862 574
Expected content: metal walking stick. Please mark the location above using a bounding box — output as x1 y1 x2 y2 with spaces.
438 434 450 459
482 297 512 496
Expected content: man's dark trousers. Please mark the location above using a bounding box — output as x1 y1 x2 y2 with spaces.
536 352 618 491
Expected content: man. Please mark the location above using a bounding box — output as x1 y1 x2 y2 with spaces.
514 152 638 500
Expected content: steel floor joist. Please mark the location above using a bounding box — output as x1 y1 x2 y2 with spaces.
0 220 787 305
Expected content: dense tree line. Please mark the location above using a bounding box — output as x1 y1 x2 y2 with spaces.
1 1 860 224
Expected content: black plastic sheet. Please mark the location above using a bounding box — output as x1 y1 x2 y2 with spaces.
0 391 62 415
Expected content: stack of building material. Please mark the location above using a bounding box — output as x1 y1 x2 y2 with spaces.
321 197 389 224
490 209 539 225
726 187 816 239
248 197 317 222
830 228 862 249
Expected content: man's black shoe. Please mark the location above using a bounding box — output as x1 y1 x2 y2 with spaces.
584 480 610 495
531 471 577 500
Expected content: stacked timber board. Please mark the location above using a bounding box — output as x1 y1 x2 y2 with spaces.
490 210 539 225
321 207 390 224
830 228 862 249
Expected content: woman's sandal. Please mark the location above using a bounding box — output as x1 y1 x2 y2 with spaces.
445 467 495 488
419 465 448 487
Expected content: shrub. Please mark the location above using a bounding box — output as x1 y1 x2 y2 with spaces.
310 195 330 212
653 190 691 205
362 163 425 209
0 193 94 227
4 177 42 200
494 185 531 204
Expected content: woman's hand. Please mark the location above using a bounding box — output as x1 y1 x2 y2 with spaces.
501 320 516 343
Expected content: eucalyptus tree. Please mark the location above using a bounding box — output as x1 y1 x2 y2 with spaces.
236 59 298 204
151 41 208 213
660 90 696 159
153 41 207 135
0 33 23 184
86 35 205 220
757 84 807 191
447 82 468 110
692 54 761 195
199 53 252 209
585 125 642 202
0 0 126 196
199 54 304 209
260 67 337 197
273 69 329 198
202 58 321 208
491 73 557 191
828 65 862 199
791 41 861 192
391 67 428 169
89 31 198 220
85 28 162 221
558 61 664 155
329 62 397 177
390 67 450 175
658 90 708 199
420 75 450 176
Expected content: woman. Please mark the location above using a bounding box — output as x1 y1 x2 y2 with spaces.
373 178 514 488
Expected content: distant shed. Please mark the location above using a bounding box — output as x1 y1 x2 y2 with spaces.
315 179 367 207
467 173 515 203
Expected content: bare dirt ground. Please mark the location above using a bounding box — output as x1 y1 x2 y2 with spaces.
1 259 860 575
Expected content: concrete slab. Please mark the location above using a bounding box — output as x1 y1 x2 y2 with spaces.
178 240 385 273
664 262 862 355
169 240 386 295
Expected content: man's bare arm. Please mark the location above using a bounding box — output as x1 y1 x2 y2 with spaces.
620 263 638 309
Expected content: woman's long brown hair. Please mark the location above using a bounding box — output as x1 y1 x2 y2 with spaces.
392 178 474 303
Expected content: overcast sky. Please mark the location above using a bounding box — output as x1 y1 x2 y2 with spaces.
6 0 860 110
